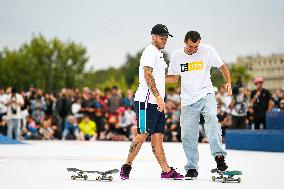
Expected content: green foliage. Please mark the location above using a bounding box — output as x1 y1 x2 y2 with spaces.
0 35 251 94
229 64 252 85
211 64 252 88
0 35 88 92
88 50 144 94
120 52 142 87
211 67 225 87
88 50 171 93
82 67 129 93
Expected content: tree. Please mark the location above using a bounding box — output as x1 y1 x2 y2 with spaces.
83 49 172 94
0 35 88 92
120 51 142 87
229 64 252 86
211 67 225 88
210 64 252 88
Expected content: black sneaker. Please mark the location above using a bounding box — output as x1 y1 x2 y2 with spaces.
215 155 228 171
185 169 198 180
120 164 132 180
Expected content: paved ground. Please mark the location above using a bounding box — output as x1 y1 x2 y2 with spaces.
0 141 283 189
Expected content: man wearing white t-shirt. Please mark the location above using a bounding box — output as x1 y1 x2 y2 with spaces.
4 87 24 140
167 31 232 179
120 24 183 180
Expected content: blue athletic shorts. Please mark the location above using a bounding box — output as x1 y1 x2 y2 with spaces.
134 101 166 134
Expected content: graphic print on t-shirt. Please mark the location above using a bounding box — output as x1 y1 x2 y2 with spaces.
180 61 204 72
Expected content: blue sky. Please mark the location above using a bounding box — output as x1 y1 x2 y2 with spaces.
0 0 283 70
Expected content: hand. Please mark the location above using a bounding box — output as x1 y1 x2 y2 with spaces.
155 96 166 112
255 90 261 98
225 82 232 96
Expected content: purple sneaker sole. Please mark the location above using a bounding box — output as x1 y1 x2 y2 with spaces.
161 167 184 180
161 177 184 180
120 175 129 180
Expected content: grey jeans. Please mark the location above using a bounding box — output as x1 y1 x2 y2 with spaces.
7 119 21 140
180 93 227 171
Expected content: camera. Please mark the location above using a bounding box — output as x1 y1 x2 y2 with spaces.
11 96 18 115
235 102 246 114
11 107 17 114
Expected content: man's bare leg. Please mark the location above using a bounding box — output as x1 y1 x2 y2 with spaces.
125 133 149 165
151 133 171 172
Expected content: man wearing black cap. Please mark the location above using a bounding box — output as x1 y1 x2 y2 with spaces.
120 24 184 180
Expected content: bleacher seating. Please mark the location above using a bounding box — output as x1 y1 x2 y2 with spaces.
225 112 284 152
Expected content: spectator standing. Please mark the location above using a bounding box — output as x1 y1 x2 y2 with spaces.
272 88 283 111
4 87 24 140
0 85 7 135
44 93 56 117
56 88 71 134
92 90 105 139
71 97 82 118
108 86 122 114
250 77 273 129
230 87 248 129
80 87 96 120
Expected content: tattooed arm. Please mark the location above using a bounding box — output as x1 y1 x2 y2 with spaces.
144 66 160 98
144 66 165 112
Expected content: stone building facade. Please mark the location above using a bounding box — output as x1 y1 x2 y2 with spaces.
235 54 284 90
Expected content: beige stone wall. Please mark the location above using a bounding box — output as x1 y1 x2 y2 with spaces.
235 54 284 90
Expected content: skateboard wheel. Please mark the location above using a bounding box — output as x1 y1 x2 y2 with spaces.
237 177 241 183
84 175 88 180
96 176 101 181
71 175 76 180
222 177 226 183
108 176 113 181
212 176 215 181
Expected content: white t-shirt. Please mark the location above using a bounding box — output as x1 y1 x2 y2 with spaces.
72 103 81 115
168 44 224 106
166 93 180 104
134 44 167 104
4 93 24 120
216 92 232 112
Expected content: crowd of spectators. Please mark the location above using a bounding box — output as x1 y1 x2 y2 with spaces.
0 77 283 143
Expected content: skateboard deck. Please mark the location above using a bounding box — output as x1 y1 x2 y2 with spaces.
211 168 242 183
67 168 119 181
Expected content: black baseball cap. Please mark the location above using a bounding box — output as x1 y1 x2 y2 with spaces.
151 24 173 37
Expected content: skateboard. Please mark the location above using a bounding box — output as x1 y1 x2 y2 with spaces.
211 168 242 183
67 168 119 181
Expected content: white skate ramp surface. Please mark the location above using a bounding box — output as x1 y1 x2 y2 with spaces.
0 141 283 189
